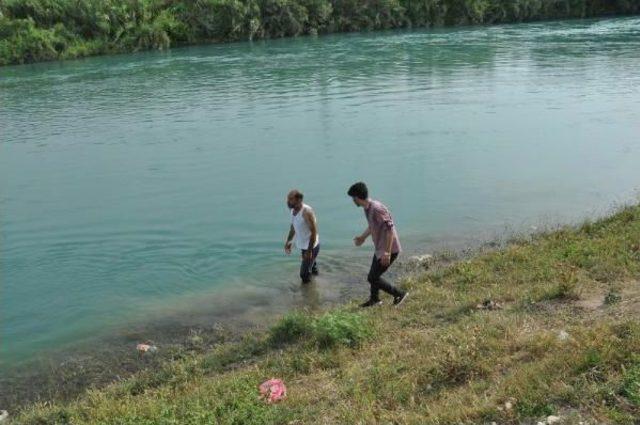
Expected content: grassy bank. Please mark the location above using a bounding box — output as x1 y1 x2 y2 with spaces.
9 203 640 424
1 0 639 66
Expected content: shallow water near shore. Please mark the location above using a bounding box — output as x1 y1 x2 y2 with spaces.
1 16 640 406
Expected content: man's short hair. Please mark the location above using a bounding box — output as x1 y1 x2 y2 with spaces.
347 182 368 200
289 189 304 200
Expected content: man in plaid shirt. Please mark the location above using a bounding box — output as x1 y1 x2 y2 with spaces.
348 182 408 308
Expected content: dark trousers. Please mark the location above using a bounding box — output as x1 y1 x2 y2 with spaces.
368 253 402 301
300 244 320 283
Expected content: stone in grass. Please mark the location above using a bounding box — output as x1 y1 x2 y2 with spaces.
407 254 434 269
557 330 570 341
476 299 503 311
0 410 8 422
538 416 562 425
497 397 515 412
604 289 622 305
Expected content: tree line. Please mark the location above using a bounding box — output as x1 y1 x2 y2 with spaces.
1 0 638 65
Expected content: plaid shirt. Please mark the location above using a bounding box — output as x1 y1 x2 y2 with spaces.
364 199 402 259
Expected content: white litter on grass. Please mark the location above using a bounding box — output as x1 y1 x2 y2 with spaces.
136 343 158 353
497 398 515 412
408 254 434 269
557 330 570 341
537 415 563 425
0 410 8 422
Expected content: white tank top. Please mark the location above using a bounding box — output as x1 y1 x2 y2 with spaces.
291 204 319 250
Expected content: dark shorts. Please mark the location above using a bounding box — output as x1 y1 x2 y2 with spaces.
299 244 320 283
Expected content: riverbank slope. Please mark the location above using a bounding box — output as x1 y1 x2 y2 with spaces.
10 203 640 424
1 0 639 66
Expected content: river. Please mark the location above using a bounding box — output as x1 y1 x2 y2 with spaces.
1 16 639 401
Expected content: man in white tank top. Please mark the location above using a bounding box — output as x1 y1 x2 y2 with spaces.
284 189 319 284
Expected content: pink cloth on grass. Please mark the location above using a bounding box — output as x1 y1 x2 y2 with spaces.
259 379 287 403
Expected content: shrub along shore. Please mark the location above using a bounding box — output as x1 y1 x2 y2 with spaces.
1 0 639 66
10 204 640 424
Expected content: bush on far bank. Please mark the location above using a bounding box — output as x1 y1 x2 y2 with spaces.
1 0 639 65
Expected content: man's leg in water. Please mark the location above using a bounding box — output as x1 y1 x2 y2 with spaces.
300 244 320 283
366 253 402 301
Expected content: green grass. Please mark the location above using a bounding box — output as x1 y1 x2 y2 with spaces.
621 358 640 407
1 0 639 66
11 204 640 424
268 310 372 348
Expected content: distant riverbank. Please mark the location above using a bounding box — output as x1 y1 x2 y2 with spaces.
1 0 639 66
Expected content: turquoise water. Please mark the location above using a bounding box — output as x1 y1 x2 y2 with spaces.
2 17 640 369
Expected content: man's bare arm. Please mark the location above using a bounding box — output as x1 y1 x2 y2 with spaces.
285 224 295 253
286 224 295 243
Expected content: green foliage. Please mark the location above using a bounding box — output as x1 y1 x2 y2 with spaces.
269 310 372 348
260 0 309 37
0 17 71 65
300 0 333 31
622 359 640 406
173 0 261 41
312 310 372 348
268 311 314 344
1 0 638 65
